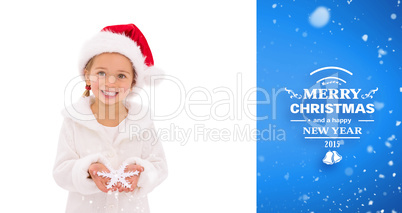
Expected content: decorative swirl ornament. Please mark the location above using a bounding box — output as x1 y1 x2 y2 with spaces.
361 87 379 99
285 88 302 99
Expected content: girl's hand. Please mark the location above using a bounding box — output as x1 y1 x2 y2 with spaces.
88 163 111 193
118 164 144 193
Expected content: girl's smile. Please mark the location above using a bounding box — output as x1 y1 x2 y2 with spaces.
101 90 119 97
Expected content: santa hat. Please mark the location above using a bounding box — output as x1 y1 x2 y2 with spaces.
79 23 163 88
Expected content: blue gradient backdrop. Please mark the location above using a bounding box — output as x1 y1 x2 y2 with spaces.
257 0 402 212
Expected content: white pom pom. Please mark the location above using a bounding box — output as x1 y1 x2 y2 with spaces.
143 66 164 86
132 65 165 90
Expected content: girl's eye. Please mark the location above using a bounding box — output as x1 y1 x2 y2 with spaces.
118 74 126 79
97 71 106 77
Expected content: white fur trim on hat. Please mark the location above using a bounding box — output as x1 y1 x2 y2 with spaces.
79 31 148 87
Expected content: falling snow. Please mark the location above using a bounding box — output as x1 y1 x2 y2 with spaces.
345 167 354 176
367 145 374 153
284 172 290 180
378 49 387 58
387 135 396 141
299 194 310 201
373 101 385 110
362 34 368 41
309 7 331 28
385 141 392 148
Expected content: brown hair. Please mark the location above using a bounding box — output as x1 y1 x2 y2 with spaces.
82 53 137 97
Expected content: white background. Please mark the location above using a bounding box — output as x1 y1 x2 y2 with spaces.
0 0 256 212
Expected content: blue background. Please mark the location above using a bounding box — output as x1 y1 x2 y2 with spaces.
257 0 402 212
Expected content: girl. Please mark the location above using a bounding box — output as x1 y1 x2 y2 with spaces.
53 24 168 213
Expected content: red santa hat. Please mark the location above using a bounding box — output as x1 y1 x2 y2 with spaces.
79 23 163 88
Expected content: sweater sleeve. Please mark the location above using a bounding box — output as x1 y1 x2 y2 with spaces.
53 118 109 195
123 123 168 196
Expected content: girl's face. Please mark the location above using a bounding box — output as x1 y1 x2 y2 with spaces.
85 53 134 105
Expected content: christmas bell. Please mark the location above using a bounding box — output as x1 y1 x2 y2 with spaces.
322 150 342 165
332 151 342 163
322 151 334 165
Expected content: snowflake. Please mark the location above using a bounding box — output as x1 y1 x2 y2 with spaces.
97 163 139 189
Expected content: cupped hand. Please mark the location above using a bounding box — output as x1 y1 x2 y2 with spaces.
118 164 144 193
88 163 111 193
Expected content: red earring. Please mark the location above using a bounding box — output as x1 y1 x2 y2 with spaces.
82 84 91 97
